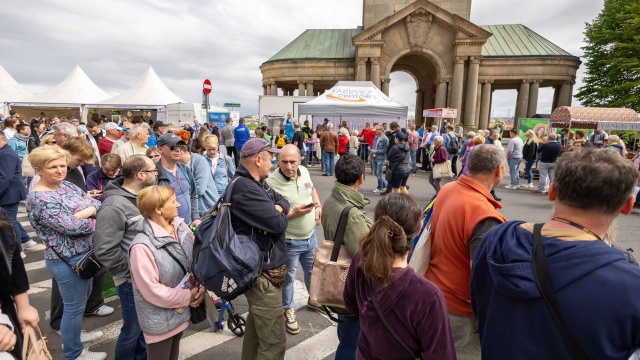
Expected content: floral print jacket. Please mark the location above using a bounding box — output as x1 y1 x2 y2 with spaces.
26 181 101 260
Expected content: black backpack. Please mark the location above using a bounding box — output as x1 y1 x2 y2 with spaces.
446 134 459 154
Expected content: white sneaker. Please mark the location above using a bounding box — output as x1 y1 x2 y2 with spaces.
22 240 38 249
53 329 104 343
20 251 26 259
76 348 107 360
504 185 517 190
524 183 534 188
373 189 381 193
86 305 114 317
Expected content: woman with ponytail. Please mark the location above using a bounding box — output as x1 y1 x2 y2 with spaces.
343 193 455 359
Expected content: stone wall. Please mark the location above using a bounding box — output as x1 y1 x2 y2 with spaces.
363 0 471 28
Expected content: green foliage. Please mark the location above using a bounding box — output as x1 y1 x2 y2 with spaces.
248 123 256 130
576 0 640 110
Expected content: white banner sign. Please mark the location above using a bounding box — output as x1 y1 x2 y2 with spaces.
596 121 640 131
312 116 406 132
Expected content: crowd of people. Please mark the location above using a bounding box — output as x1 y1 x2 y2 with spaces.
0 111 639 360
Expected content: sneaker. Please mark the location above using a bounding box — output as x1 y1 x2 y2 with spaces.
20 251 26 259
307 299 325 314
76 348 107 360
86 305 114 317
492 194 502 201
284 308 300 335
504 185 517 190
531 190 544 194
22 240 38 249
524 183 534 188
373 189 381 193
53 330 104 343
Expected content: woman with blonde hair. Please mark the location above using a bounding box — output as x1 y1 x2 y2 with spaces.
129 185 204 360
40 134 57 146
344 193 454 359
146 146 161 162
202 135 235 197
522 130 539 188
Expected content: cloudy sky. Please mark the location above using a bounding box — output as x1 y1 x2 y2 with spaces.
0 0 603 118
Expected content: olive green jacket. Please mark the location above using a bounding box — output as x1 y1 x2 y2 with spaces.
321 182 373 257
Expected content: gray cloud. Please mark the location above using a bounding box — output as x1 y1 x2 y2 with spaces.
1 0 602 118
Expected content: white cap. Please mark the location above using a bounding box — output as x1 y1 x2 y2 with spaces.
105 123 123 131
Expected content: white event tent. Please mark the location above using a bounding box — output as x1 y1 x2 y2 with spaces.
94 66 183 108
0 65 32 116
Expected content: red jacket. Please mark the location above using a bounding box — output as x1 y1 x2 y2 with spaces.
432 145 448 164
338 135 349 154
363 128 376 147
98 137 115 157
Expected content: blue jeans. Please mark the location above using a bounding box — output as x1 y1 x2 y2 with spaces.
409 149 417 171
323 151 335 175
0 202 31 251
361 146 370 161
336 315 360 360
116 282 147 360
524 159 535 184
46 253 92 360
282 231 317 309
508 157 522 186
372 158 387 190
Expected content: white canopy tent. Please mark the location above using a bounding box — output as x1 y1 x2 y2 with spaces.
18 65 110 104
96 66 183 107
0 65 32 117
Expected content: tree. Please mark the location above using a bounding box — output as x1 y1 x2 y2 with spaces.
576 0 640 110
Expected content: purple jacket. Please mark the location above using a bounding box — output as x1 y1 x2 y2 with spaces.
86 168 123 202
344 252 455 360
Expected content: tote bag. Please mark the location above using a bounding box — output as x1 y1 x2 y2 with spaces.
22 147 35 177
408 217 433 276
433 160 454 179
22 326 52 360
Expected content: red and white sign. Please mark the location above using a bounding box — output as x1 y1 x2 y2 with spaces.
423 108 458 118
203 79 212 94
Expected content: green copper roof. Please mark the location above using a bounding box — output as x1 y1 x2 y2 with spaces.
480 24 575 57
265 24 576 63
266 27 363 63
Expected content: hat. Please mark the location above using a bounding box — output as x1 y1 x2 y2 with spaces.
152 121 166 129
395 131 406 140
240 138 281 158
156 133 186 148
71 118 79 123
105 123 123 131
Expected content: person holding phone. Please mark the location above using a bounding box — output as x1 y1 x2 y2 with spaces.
266 144 323 335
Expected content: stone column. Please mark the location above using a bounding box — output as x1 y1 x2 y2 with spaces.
298 81 306 96
552 85 560 111
263 84 268 96
415 89 425 122
475 81 482 128
371 58 381 88
306 81 314 97
381 78 390 96
558 81 574 107
356 57 368 81
515 80 531 121
463 56 480 130
435 80 448 108
478 80 493 131
450 56 467 123
270 83 277 96
527 80 540 117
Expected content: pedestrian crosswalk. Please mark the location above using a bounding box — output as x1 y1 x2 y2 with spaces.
17 205 339 359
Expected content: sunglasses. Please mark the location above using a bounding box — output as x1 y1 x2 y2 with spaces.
148 154 160 158
140 169 159 173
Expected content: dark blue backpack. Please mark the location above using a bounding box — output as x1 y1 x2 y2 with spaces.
192 178 263 300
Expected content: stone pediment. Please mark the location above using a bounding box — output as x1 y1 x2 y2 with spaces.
353 0 492 46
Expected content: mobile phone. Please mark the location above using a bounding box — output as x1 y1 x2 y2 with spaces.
304 202 318 208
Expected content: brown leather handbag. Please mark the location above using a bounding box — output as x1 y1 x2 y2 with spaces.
22 326 52 360
309 205 353 309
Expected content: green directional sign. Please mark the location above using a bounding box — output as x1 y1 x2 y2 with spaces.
224 103 241 108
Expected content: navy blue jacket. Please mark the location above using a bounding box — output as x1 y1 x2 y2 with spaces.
0 145 26 206
471 220 640 360
537 141 562 163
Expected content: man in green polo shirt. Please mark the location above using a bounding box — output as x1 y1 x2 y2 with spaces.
266 144 322 335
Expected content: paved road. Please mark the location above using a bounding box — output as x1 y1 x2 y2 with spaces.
19 162 640 359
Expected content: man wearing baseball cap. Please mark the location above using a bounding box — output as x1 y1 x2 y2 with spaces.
98 122 123 157
231 138 291 359
155 133 201 226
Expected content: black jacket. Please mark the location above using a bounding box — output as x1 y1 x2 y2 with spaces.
387 141 411 173
229 165 290 270
537 141 562 163
387 130 399 154
522 141 538 162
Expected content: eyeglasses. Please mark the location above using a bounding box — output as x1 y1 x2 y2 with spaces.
140 169 159 173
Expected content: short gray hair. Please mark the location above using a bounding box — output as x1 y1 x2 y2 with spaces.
129 123 147 137
467 131 476 138
327 123 333 129
548 133 558 140
52 122 78 138
467 144 505 176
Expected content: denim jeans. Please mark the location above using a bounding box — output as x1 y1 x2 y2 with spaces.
116 282 147 360
537 162 556 192
46 253 92 360
336 314 360 360
0 202 30 250
372 158 387 190
508 157 522 186
282 231 317 309
409 149 417 172
323 151 335 175
524 159 535 184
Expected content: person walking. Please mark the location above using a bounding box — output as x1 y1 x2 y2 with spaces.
26 146 106 360
443 125 459 176
428 136 447 195
386 132 411 194
369 125 389 193
408 123 420 173
320 123 339 176
129 185 204 360
344 193 455 360
532 133 562 195
504 129 524 190
521 130 538 188
291 122 307 166
266 145 323 335
233 118 250 167
379 122 401 196
220 118 237 166
94 155 158 360
202 135 235 198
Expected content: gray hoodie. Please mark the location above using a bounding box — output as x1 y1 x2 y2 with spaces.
94 179 145 286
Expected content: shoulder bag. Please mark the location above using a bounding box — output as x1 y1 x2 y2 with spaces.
433 160 454 179
22 145 35 177
368 277 421 360
22 325 53 360
161 245 207 325
309 205 354 311
531 223 589 360
49 245 102 280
